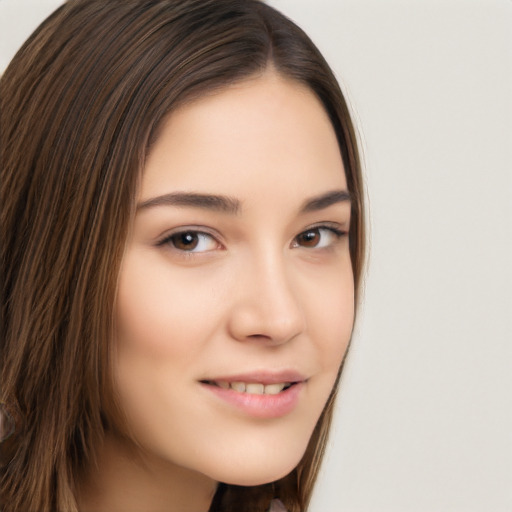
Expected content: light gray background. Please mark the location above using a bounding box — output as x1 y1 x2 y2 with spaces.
1 1 511 511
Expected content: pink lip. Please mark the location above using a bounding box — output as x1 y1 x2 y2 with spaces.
200 370 307 419
201 381 304 419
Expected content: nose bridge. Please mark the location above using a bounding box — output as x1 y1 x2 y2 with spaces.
228 244 305 344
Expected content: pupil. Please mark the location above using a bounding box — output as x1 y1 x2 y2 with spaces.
174 232 198 250
301 230 319 246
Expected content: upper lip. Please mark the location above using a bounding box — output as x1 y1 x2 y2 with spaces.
201 370 307 385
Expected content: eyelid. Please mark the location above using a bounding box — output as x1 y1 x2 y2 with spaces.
156 226 224 253
154 221 348 254
291 222 348 249
299 221 348 236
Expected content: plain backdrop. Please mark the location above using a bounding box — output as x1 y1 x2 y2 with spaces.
1 1 511 511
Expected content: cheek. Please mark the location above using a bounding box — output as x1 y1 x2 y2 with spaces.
111 251 222 449
114 249 221 361
111 251 223 434
304 263 355 369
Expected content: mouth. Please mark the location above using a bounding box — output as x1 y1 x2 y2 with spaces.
199 372 306 418
200 380 296 395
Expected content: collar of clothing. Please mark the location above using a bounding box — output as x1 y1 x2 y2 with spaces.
268 499 288 512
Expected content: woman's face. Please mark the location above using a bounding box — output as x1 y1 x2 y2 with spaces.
114 70 354 485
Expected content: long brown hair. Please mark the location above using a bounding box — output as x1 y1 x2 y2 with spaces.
0 1 365 510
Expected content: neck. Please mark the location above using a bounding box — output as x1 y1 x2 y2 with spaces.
76 432 217 512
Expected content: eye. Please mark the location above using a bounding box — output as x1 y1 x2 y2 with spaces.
159 230 219 253
292 226 345 249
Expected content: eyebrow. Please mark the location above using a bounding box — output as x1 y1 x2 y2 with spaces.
136 188 351 215
137 192 241 214
299 189 351 213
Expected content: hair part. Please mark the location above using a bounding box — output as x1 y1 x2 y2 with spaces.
0 1 365 511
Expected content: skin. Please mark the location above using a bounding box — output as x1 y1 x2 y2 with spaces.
78 69 354 512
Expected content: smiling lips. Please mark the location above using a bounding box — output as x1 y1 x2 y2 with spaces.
201 372 306 418
204 381 292 395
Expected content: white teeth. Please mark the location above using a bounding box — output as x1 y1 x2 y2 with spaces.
264 383 286 395
231 382 246 392
245 383 264 395
214 381 290 395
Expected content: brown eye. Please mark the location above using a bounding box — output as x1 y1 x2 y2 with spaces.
296 229 321 247
293 226 345 249
160 231 219 253
171 232 199 251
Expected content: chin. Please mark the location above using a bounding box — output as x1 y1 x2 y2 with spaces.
218 470 294 487
203 447 305 487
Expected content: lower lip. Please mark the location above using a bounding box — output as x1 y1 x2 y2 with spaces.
201 382 304 419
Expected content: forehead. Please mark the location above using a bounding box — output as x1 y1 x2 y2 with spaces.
141 71 346 204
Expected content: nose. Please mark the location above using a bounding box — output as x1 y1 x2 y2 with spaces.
227 251 305 345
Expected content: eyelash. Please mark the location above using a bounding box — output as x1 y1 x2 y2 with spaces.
291 225 347 250
156 224 347 254
156 230 221 253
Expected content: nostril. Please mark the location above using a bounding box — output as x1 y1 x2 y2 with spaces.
247 333 272 340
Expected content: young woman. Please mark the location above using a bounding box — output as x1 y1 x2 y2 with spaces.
0 1 365 511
